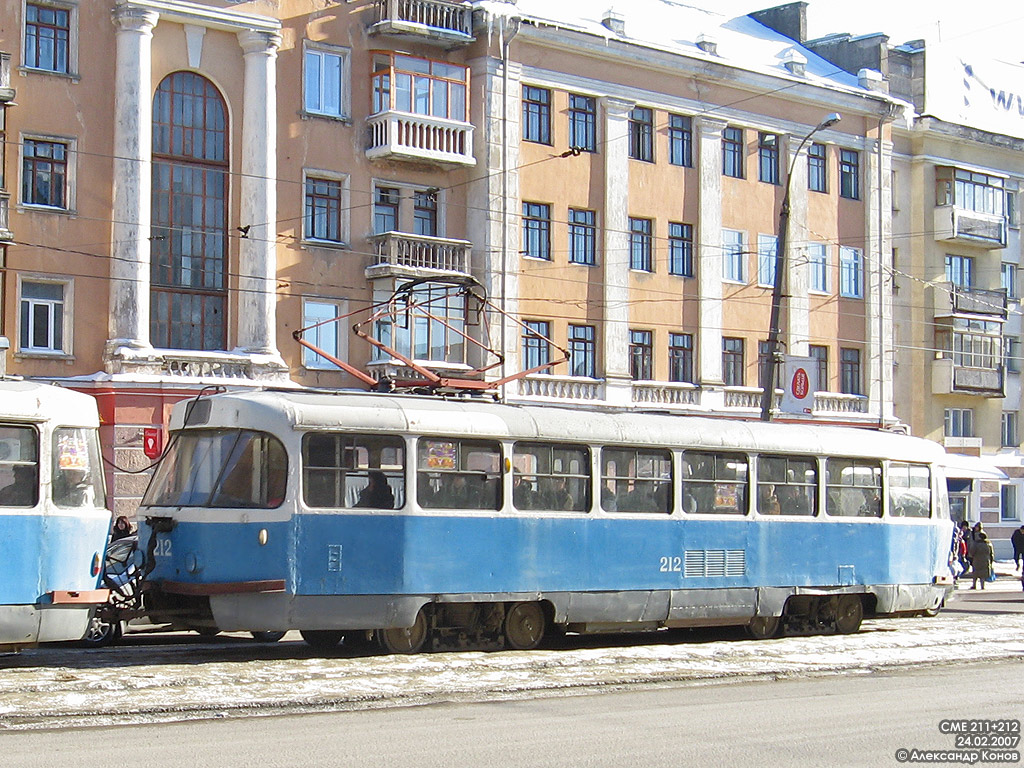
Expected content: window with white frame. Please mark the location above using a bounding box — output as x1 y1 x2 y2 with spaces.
935 167 1004 215
1002 411 1018 448
19 279 69 354
372 183 445 237
757 234 778 287
303 42 350 119
303 171 349 244
945 254 974 288
24 3 75 75
1001 483 1019 521
1002 262 1018 300
723 229 745 282
371 53 467 122
944 407 974 438
302 298 346 369
839 246 863 298
375 282 466 365
808 243 828 292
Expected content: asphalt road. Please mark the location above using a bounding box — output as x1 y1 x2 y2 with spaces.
2 660 1021 768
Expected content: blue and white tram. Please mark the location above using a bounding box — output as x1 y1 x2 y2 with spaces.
139 389 954 652
0 380 111 651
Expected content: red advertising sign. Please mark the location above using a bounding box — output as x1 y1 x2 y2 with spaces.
143 427 163 460
791 367 810 399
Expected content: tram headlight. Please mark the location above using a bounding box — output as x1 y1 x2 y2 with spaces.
185 552 199 574
258 528 268 546
91 552 102 578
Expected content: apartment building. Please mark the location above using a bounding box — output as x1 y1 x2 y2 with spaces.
0 0 900 515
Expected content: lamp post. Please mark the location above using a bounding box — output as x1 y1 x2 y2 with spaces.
760 113 841 422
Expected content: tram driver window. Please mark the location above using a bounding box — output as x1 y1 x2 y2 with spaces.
600 447 672 513
513 442 590 511
825 458 882 517
0 425 39 508
302 433 405 510
417 439 502 511
681 452 748 515
52 428 107 509
889 462 931 518
757 455 817 516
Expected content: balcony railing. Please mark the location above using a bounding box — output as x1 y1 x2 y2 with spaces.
516 375 603 402
632 381 699 407
0 193 11 241
932 357 1004 397
369 0 474 44
366 110 475 167
0 52 13 102
934 283 1008 319
934 204 1007 248
813 392 868 413
367 231 472 275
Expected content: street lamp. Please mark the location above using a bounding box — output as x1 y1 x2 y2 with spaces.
759 112 842 422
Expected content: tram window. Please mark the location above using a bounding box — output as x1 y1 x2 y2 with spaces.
0 425 39 508
757 455 816 516
417 439 502 511
682 451 748 515
601 447 672 513
302 433 405 510
144 430 286 508
825 458 882 517
889 462 932 518
512 442 590 511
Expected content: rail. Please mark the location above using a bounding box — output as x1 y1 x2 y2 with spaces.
374 0 473 37
366 110 475 166
369 231 472 273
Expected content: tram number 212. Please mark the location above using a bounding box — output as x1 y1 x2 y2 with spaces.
659 556 682 573
153 539 173 557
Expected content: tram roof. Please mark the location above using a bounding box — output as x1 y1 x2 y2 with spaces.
0 380 101 426
175 388 946 463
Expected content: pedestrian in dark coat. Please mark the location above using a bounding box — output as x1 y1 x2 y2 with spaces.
1011 525 1024 572
970 532 995 590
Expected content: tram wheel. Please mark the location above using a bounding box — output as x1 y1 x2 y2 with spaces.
834 596 864 634
504 602 546 650
746 615 781 640
251 630 286 643
378 609 428 654
300 630 344 649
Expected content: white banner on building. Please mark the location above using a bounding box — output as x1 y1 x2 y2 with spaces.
780 355 814 416
924 46 1024 140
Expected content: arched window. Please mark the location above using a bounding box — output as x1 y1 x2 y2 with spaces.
151 72 228 350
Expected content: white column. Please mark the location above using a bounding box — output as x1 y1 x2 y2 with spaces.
696 117 726 407
866 134 895 422
602 97 633 406
106 6 158 362
784 135 810 358
236 30 284 363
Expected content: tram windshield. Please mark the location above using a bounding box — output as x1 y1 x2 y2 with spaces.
143 429 286 508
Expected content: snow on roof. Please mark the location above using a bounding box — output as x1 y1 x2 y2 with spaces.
473 0 865 94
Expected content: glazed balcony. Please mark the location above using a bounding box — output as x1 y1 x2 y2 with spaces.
366 231 472 278
366 110 475 168
933 283 1007 319
934 204 1006 249
932 357 1004 397
369 0 474 46
0 192 11 242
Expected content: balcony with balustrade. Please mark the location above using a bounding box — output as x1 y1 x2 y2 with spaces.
933 283 1008 320
365 231 472 280
368 0 474 46
0 52 13 102
366 110 475 168
0 192 12 242
934 205 1007 249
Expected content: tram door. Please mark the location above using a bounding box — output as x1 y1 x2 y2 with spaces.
946 478 971 524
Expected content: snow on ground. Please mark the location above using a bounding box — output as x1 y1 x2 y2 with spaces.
1 573 1022 731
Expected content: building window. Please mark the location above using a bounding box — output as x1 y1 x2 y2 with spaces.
151 71 228 351
944 408 974 438
936 167 1005 215
568 208 597 266
809 243 828 292
1007 189 1018 226
1002 412 1019 447
757 234 778 287
668 222 693 277
839 246 863 298
373 186 400 233
722 126 744 178
569 324 596 377
758 132 780 185
1001 484 1019 522
723 229 745 282
19 279 67 354
304 174 347 243
302 299 345 369
371 53 467 122
723 337 745 387
629 217 653 272
522 202 551 260
522 320 551 371
25 3 70 74
840 347 862 395
21 138 68 208
522 85 551 144
808 142 827 193
1005 335 1021 374
757 340 778 391
839 149 860 199
937 317 1002 370
945 254 974 288
1002 262 1018 300
809 345 828 391
568 94 596 152
628 107 653 162
376 283 466 364
629 330 653 380
413 190 437 237
668 114 692 167
669 332 694 383
303 43 349 119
